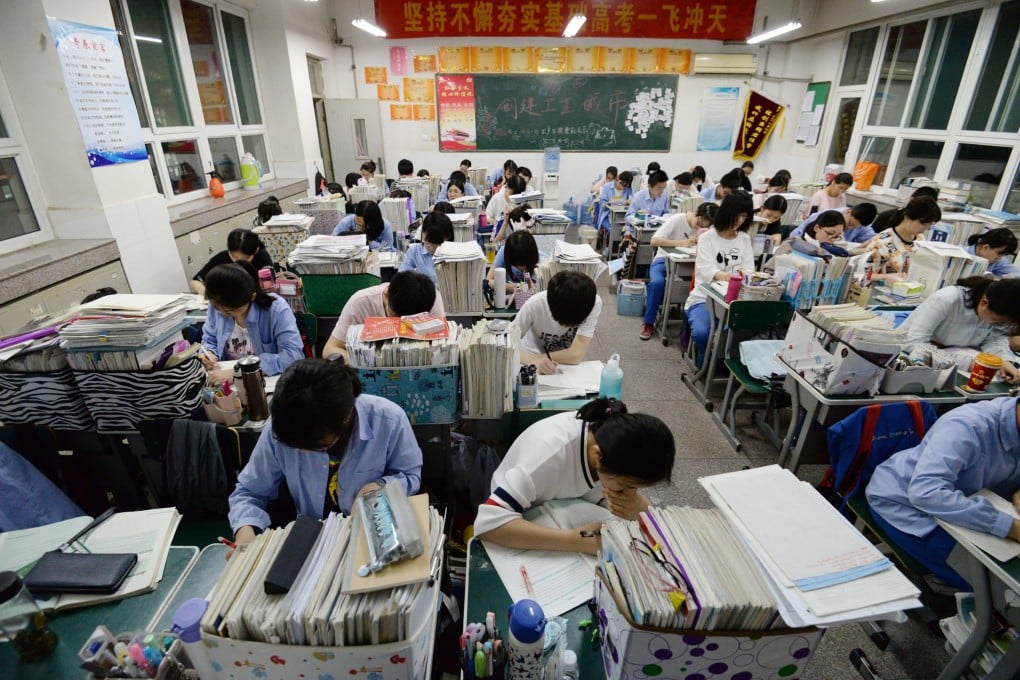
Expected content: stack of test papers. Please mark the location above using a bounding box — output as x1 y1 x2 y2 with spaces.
434 241 486 313
288 235 369 274
58 294 189 349
537 360 603 400
264 213 310 226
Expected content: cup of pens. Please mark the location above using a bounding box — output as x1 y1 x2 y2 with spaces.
516 365 539 408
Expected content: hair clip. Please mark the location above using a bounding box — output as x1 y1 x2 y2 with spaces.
605 407 613 416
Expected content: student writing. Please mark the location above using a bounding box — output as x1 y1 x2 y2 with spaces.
515 271 602 374
594 170 634 233
789 203 878 244
398 211 454 282
699 169 740 203
864 197 941 281
190 228 273 295
332 200 394 252
228 359 422 549
473 398 675 555
756 194 787 245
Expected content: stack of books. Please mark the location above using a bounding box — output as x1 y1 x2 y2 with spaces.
527 208 571 234
457 320 519 418
287 235 369 275
546 240 605 283
344 319 462 368
927 215 987 245
392 178 430 214
906 240 988 299
509 188 544 205
380 196 414 232
346 184 382 204
434 241 486 313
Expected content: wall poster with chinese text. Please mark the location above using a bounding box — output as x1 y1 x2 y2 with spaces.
697 87 740 152
436 75 477 150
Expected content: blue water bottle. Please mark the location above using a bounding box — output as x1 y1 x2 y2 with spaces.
599 353 623 400
507 599 546 679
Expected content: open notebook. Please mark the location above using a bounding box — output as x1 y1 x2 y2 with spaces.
0 507 181 611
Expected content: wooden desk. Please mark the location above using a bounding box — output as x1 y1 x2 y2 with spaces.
655 249 695 346
0 546 198 680
937 519 1020 680
465 539 604 679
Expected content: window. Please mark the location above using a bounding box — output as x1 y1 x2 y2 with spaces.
826 97 861 166
891 139 944 186
867 21 924 128
858 136 894 187
114 0 271 203
948 144 1012 209
0 67 49 248
966 0 1020 132
905 10 980 130
839 28 878 86
0 158 42 242
1006 163 1020 214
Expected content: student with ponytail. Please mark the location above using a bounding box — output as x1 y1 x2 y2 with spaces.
966 228 1020 278
190 228 274 295
200 260 303 380
474 398 676 555
865 196 941 281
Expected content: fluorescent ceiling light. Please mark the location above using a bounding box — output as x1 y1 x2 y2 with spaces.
746 20 802 44
352 18 386 38
563 14 587 38
134 35 163 44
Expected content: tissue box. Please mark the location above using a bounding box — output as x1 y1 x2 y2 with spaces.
594 570 823 680
891 280 924 297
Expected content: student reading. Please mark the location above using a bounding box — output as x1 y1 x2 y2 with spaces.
866 397 1020 589
474 398 675 555
200 261 303 381
228 359 422 546
332 200 394 252
898 276 1020 382
190 228 274 295
398 211 454 282
486 230 540 299
515 271 602 375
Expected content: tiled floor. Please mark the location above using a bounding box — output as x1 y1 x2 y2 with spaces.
587 279 951 680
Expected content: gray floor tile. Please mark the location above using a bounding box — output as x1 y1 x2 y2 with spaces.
626 399 744 459
619 360 696 402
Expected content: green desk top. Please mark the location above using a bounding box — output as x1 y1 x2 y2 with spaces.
955 373 1014 400
150 544 229 633
465 540 605 679
0 546 197 679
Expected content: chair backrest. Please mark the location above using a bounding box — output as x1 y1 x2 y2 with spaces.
826 401 938 507
501 408 571 448
725 300 792 333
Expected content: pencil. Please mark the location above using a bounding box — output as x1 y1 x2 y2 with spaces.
519 564 534 596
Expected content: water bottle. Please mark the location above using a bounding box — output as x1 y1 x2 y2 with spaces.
507 598 546 680
561 649 579 679
258 267 275 291
725 270 743 303
563 196 578 225
238 356 270 421
599 353 623 400
171 598 219 680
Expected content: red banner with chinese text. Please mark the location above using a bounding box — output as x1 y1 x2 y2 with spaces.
733 90 783 161
376 0 755 40
436 75 477 150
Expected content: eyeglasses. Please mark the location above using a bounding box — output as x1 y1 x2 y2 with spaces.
629 535 692 596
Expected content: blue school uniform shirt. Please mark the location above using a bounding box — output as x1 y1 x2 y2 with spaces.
437 181 479 202
965 244 1020 278
625 188 670 219
228 394 422 532
790 210 877 243
398 243 436 281
699 184 725 202
492 245 531 283
331 214 395 251
201 294 303 376
866 397 1020 540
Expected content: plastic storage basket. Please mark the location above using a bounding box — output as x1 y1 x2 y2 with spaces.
617 280 646 317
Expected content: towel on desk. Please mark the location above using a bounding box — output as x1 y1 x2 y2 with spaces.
739 340 788 381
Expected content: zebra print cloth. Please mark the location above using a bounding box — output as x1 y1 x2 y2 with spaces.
0 367 94 430
74 357 206 432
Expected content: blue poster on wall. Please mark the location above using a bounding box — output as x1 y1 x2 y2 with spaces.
697 86 740 152
48 18 147 167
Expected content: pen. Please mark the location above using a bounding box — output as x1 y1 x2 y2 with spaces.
217 536 237 550
58 506 116 552
580 529 602 538
519 564 534 596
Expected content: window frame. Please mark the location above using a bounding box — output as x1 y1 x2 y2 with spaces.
115 0 272 204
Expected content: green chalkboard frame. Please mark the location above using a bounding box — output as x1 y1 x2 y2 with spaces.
466 74 678 152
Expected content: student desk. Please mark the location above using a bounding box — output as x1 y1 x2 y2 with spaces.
680 283 731 409
0 546 199 680
655 248 695 346
608 205 628 254
937 519 1020 680
465 539 604 678
776 355 965 472
954 374 1014 401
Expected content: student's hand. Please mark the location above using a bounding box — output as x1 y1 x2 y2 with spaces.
228 526 256 559
1012 490 1020 516
356 481 384 498
207 368 234 385
1008 519 1020 544
200 352 218 370
1000 362 1020 384
534 357 558 375
603 488 650 520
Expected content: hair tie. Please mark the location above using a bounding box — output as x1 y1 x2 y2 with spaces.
605 406 613 417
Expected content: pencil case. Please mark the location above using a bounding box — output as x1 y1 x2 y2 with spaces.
203 392 243 426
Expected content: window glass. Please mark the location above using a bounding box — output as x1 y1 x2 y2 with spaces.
906 10 980 130
858 136 895 187
181 0 233 125
109 0 149 128
966 0 1020 132
146 143 164 196
221 11 261 125
1005 163 1020 214
125 0 191 127
162 139 205 195
867 20 925 127
0 157 42 242
209 136 239 182
0 110 7 138
840 28 878 86
241 134 268 173
826 97 861 166
891 140 944 187
948 144 1012 209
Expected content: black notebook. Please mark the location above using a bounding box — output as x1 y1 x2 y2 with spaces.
263 515 322 594
24 551 137 595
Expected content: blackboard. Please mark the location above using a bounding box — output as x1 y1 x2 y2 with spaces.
472 75 677 152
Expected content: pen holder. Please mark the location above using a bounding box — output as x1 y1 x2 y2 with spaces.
516 379 538 408
203 392 243 426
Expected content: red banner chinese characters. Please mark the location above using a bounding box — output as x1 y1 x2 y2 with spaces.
734 91 783 161
376 0 755 40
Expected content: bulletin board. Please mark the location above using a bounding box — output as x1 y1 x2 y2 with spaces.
795 81 830 147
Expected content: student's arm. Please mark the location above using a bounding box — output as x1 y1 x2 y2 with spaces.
258 299 305 376
650 216 692 248
200 312 222 366
694 233 727 283
478 518 600 555
323 310 356 359
901 293 953 349
398 245 418 272
228 427 285 539
377 411 423 497
189 280 206 295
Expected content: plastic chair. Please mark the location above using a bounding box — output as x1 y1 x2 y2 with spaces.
711 301 793 450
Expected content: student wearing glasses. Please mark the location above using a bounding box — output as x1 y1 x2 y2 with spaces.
626 169 670 220
399 211 454 282
474 398 675 555
200 261 303 383
228 359 422 547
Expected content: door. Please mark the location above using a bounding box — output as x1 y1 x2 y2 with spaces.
324 99 384 183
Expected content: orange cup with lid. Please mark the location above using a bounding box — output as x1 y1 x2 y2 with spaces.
965 353 1002 392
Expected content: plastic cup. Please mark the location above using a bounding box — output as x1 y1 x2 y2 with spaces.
965 352 1002 392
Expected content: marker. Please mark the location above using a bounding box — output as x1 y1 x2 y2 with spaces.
474 649 487 678
128 642 155 677
217 536 237 550
520 564 535 596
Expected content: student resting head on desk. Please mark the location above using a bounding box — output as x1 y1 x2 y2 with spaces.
865 396 1020 590
515 271 601 375
897 276 1020 383
332 200 394 252
474 398 675 555
399 211 454 282
189 228 273 295
228 358 423 550
863 196 941 283
486 229 540 300
200 260 304 384
966 228 1020 279
322 270 445 361
762 211 850 274
766 169 791 194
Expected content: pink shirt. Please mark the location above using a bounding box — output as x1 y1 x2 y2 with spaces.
804 188 847 219
330 283 446 342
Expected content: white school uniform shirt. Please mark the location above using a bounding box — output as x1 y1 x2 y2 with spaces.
652 213 696 261
474 412 604 536
685 228 755 310
514 290 603 356
899 285 1012 361
486 190 509 227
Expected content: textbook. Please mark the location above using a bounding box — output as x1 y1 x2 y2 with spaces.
0 507 181 611
358 315 450 342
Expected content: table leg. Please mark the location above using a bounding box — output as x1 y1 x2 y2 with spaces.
937 553 993 680
655 261 674 344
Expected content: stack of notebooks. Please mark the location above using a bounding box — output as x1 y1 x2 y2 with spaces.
434 240 486 313
905 241 988 299
927 215 988 245
458 319 519 418
976 208 1020 229
527 208 571 234
57 294 191 371
380 196 414 232
288 235 369 275
344 320 462 368
466 167 487 190
263 213 312 228
510 188 543 204
450 195 483 210
546 240 606 283
201 497 442 647
346 184 382 204
447 212 474 242
807 303 905 350
392 178 430 214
